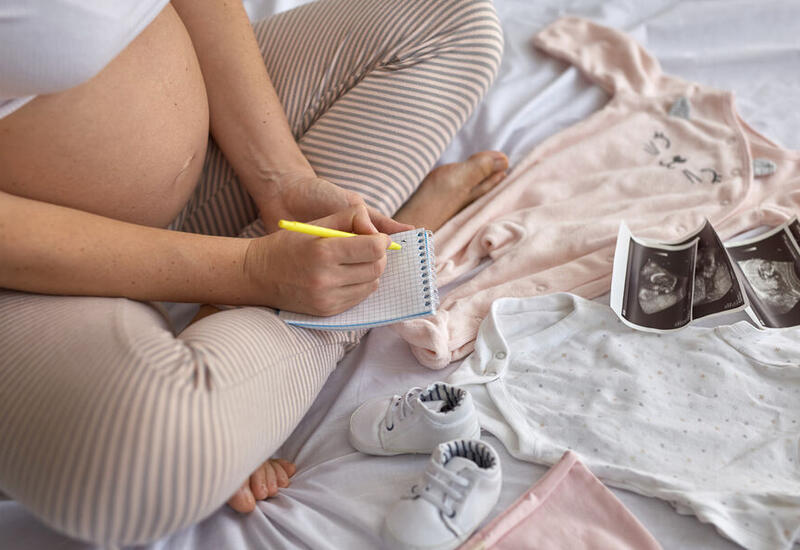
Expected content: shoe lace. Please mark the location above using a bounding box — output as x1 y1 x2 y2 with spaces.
384 387 423 431
410 461 470 518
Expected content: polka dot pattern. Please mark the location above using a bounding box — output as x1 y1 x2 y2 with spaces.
450 294 800 550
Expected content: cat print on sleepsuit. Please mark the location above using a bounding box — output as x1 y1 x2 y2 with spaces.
395 16 800 368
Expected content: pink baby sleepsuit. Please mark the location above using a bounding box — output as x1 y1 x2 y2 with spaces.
461 451 661 550
396 16 800 368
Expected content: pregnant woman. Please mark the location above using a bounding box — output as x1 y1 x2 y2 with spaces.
0 0 505 545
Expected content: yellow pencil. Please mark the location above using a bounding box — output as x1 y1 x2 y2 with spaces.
278 220 402 250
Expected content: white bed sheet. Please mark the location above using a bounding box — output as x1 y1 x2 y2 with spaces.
2 1 799 548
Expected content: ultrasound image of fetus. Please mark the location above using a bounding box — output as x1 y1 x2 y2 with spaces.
638 258 688 314
693 247 733 305
738 258 800 314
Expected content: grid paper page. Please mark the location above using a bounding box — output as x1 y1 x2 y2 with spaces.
278 229 437 329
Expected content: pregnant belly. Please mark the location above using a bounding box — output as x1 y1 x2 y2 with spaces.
0 4 210 228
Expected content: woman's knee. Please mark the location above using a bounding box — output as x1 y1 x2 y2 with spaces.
446 0 504 76
12 385 236 546
0 294 230 545
443 0 504 35
401 0 504 87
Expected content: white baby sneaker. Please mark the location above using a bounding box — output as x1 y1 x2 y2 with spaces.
349 382 481 456
382 439 502 550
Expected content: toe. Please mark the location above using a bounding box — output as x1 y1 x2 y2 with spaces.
250 465 269 500
275 458 297 478
468 170 506 202
468 151 508 179
272 460 291 488
228 482 256 513
265 462 279 496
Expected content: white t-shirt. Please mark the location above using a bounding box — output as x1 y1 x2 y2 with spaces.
449 293 800 550
0 0 170 119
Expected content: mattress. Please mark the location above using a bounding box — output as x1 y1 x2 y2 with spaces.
2 0 799 548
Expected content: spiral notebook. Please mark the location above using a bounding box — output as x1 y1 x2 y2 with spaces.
278 228 439 330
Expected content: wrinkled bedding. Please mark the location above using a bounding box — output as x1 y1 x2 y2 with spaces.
2 1 798 548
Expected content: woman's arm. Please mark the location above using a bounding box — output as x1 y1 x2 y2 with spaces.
170 0 410 235
0 189 251 303
170 0 313 208
0 190 388 314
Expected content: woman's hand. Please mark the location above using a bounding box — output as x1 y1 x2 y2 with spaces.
257 171 411 235
244 204 392 315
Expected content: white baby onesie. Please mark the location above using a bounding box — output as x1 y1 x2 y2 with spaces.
449 294 800 550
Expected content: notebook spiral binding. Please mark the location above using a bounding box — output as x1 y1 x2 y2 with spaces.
418 230 439 313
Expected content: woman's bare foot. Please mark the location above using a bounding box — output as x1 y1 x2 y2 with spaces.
227 458 297 513
395 151 508 231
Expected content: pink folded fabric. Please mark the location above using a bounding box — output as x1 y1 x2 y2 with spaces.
461 451 661 550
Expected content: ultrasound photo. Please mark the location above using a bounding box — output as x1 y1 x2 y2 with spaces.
613 217 800 331
726 224 800 328
788 216 800 247
611 223 697 331
676 220 744 319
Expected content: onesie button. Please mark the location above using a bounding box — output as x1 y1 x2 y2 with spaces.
536 284 548 292
731 168 742 177
606 253 614 262
494 351 507 360
720 199 731 206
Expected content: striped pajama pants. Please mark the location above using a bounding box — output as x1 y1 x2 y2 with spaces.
0 0 502 545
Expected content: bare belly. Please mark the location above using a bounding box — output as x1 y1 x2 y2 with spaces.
0 4 209 228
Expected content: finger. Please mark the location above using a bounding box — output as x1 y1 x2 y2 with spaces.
311 279 380 315
275 458 297 478
341 192 379 233
332 258 387 286
368 207 414 234
352 203 378 235
330 279 382 312
249 463 268 500
271 459 291 488
312 204 375 234
264 461 279 497
227 481 256 513
328 234 390 264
